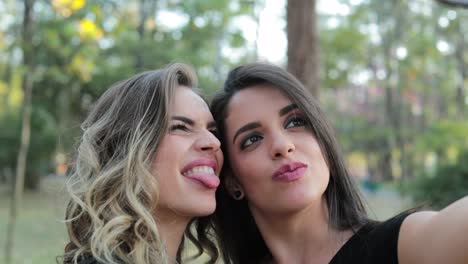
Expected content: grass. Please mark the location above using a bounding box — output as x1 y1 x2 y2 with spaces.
0 176 68 264
0 177 412 264
361 184 413 220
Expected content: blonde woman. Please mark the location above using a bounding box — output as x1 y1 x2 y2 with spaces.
63 63 223 264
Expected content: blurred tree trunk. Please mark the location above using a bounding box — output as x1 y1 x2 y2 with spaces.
252 1 264 60
437 0 468 8
287 0 319 98
135 0 157 70
4 0 35 263
377 11 396 181
454 17 466 119
214 32 224 84
393 2 408 179
374 1 406 181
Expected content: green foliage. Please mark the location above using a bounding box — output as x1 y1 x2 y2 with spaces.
319 16 368 89
336 115 390 152
320 0 468 186
414 120 468 164
0 113 21 169
400 120 468 208
403 148 468 209
0 108 57 188
0 0 255 189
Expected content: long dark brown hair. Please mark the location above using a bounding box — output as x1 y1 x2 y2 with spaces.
210 62 370 264
63 63 218 264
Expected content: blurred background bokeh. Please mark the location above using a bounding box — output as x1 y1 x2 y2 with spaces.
0 0 467 263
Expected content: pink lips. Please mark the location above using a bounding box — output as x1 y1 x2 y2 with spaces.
181 158 220 189
272 162 308 182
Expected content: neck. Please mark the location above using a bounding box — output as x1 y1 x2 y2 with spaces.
154 208 191 263
250 198 353 264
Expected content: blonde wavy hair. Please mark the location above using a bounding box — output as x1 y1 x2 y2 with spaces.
63 63 218 264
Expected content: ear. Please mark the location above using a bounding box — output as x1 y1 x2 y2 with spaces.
224 171 245 199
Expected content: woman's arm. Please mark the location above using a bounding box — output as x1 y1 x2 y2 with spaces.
398 196 468 264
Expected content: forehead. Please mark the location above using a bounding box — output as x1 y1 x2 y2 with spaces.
172 86 210 116
225 85 293 133
226 84 292 118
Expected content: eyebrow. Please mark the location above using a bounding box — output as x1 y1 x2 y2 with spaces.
279 103 298 116
232 122 261 144
171 115 216 129
231 104 299 144
171 116 194 126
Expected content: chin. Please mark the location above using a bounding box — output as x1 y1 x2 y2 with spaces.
272 191 321 213
187 197 216 217
189 206 216 217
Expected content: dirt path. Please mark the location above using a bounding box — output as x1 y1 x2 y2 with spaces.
362 186 413 220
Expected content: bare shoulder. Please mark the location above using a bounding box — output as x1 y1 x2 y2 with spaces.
401 210 437 229
399 197 468 264
398 211 437 264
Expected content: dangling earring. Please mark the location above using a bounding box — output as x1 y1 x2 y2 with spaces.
233 189 244 200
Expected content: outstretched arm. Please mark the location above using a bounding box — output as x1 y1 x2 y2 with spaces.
399 196 468 264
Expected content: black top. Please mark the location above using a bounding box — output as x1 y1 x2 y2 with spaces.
76 256 99 264
76 213 410 264
330 213 410 264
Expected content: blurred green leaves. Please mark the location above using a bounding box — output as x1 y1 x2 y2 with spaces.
0 0 255 189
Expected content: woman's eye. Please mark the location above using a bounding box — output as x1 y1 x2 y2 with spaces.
240 134 263 149
285 117 307 129
170 123 189 132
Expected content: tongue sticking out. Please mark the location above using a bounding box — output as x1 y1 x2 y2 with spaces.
186 174 220 189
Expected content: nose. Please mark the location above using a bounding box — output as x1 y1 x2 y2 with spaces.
270 131 295 159
195 129 221 153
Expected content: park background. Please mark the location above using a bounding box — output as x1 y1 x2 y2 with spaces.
0 0 467 263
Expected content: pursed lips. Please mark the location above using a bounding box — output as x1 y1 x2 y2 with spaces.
272 161 308 182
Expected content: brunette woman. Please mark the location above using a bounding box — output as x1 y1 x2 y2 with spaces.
211 62 468 264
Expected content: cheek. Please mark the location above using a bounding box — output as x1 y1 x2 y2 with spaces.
152 137 188 177
229 151 265 190
313 146 329 172
158 136 191 159
216 149 224 171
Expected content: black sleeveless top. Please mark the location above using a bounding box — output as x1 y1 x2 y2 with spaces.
77 214 410 264
329 213 410 264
